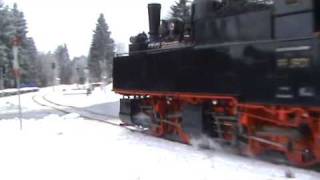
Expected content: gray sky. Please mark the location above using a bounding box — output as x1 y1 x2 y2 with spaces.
4 0 177 58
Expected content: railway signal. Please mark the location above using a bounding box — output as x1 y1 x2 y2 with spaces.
12 36 23 130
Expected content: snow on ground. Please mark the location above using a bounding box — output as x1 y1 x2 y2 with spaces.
0 89 64 119
0 84 320 180
0 113 319 180
45 84 121 117
0 87 39 94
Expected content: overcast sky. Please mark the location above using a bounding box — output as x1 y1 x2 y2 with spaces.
3 0 177 58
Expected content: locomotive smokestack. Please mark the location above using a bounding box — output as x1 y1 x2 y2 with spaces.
148 3 161 42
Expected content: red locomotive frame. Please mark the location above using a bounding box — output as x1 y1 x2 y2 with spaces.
115 88 320 167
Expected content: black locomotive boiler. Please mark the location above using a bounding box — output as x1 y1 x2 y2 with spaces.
113 0 320 167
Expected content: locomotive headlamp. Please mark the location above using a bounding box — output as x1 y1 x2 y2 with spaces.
169 22 175 31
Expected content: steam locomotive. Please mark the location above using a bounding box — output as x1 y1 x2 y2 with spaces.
113 0 320 167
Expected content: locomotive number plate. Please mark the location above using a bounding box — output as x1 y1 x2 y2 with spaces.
277 57 310 68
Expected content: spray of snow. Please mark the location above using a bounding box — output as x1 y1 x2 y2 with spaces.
133 112 151 121
132 112 152 128
190 135 222 151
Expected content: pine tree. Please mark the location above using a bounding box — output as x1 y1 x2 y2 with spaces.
0 5 15 88
72 56 87 84
0 5 10 66
0 3 39 88
22 38 38 83
11 3 27 39
170 0 191 23
37 52 56 87
0 43 7 89
55 44 72 84
11 4 37 86
0 3 36 86
88 14 114 82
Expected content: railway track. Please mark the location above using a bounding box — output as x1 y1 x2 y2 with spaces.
31 93 145 132
42 95 119 121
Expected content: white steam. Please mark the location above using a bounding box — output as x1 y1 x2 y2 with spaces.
190 135 223 151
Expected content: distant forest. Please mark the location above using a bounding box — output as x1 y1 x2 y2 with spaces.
0 0 189 89
0 2 92 88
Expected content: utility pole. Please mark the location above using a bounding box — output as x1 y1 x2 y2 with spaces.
12 36 22 130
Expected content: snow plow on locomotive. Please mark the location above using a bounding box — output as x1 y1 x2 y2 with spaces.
113 0 320 167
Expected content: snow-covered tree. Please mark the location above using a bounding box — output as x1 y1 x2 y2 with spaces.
170 0 191 22
55 44 72 84
88 14 114 82
71 56 88 84
20 37 38 84
11 4 40 86
115 43 126 54
0 4 16 88
0 43 7 89
37 52 57 87
0 5 13 67
11 3 27 39
0 3 40 88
